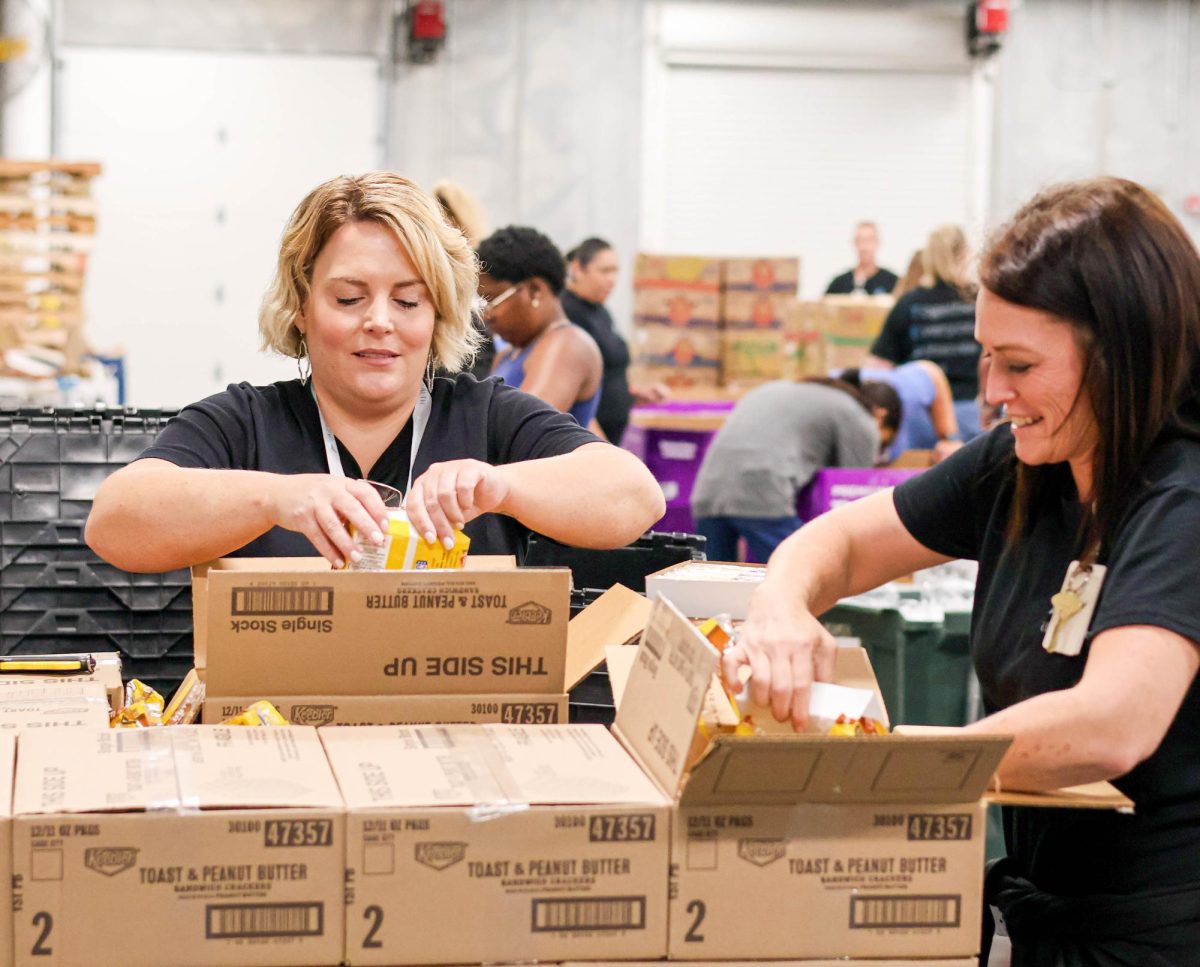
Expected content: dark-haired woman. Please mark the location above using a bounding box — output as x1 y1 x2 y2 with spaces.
562 238 666 444
690 377 900 563
728 177 1200 964
478 226 602 428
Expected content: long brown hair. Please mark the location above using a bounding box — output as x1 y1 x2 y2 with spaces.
980 177 1200 553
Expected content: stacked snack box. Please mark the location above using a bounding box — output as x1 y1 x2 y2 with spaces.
719 256 800 387
812 293 895 371
631 254 723 389
0 160 100 381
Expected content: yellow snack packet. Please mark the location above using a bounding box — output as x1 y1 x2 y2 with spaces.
351 508 470 570
221 700 290 726
111 679 164 728
162 669 205 726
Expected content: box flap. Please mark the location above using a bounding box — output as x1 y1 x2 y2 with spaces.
14 726 343 815
645 560 766 585
461 555 517 570
565 584 652 691
604 644 638 703
988 781 1134 811
679 733 1012 806
320 723 668 810
612 595 720 798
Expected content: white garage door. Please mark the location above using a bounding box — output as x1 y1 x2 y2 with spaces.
644 64 975 299
59 47 380 407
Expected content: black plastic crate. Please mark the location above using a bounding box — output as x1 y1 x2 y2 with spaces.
0 408 176 521
527 530 706 593
0 407 193 685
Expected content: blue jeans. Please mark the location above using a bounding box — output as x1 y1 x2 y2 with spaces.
695 515 802 564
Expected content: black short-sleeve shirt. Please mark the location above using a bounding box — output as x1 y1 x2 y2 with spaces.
135 374 600 560
870 282 980 401
893 427 1200 896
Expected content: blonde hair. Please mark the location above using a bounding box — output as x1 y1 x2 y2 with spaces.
921 224 975 297
259 171 482 373
433 180 488 247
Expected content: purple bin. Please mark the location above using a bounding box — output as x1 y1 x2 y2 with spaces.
797 467 924 521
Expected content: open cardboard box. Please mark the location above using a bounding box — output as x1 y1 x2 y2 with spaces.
195 559 651 726
611 596 1009 961
0 682 110 731
644 561 764 618
11 726 346 967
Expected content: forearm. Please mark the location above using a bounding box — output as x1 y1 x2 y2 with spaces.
87 462 277 571
758 491 948 615
495 443 664 548
964 688 1133 792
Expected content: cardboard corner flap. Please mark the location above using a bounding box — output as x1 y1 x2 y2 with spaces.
565 583 652 691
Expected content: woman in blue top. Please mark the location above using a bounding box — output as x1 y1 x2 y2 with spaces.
477 226 603 428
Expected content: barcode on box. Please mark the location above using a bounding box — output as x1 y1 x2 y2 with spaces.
850 894 961 929
205 902 325 939
531 896 646 932
231 587 334 616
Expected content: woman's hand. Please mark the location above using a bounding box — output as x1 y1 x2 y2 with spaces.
405 459 511 548
722 583 838 729
266 474 390 568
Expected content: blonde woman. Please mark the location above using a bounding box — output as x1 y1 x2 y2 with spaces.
865 224 982 439
86 172 664 570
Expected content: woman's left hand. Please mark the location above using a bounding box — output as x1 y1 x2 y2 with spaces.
405 459 511 548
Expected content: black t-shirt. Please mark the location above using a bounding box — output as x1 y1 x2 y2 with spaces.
894 428 1200 896
136 374 599 560
870 282 979 400
561 289 634 444
825 267 898 296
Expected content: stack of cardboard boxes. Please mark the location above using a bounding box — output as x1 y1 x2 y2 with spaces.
0 161 100 380
632 252 895 391
632 255 724 390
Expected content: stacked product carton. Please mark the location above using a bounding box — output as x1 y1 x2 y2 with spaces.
719 256 800 386
632 255 723 389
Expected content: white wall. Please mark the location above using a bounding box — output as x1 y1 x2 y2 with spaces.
58 47 380 407
990 0 1200 240
642 0 985 298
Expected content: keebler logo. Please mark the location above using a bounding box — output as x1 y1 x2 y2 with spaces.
84 847 138 877
737 839 786 867
507 601 552 626
414 842 467 871
289 705 336 726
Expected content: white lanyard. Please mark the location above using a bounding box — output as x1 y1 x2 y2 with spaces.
311 382 432 496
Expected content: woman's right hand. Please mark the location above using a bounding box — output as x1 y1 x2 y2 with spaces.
721 583 838 730
266 474 390 568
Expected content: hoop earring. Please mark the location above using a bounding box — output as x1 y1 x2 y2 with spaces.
297 337 311 386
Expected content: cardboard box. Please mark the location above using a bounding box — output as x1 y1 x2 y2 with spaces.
0 734 14 967
609 598 1010 961
633 287 721 329
633 326 722 374
0 652 123 712
12 726 346 967
203 692 568 727
630 362 722 391
197 564 571 697
568 960 977 967
722 330 787 384
721 290 793 330
820 295 894 342
0 683 110 731
644 561 766 619
721 256 800 293
633 253 722 291
323 723 672 965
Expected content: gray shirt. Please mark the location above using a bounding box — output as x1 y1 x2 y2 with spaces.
690 381 880 519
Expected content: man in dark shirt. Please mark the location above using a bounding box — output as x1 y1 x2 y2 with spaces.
825 221 898 295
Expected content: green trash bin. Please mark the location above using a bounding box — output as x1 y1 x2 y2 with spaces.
820 598 973 727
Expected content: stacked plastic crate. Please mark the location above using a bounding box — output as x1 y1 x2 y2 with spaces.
0 407 190 696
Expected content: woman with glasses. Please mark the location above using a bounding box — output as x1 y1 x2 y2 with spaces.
476 226 603 429
85 173 664 569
